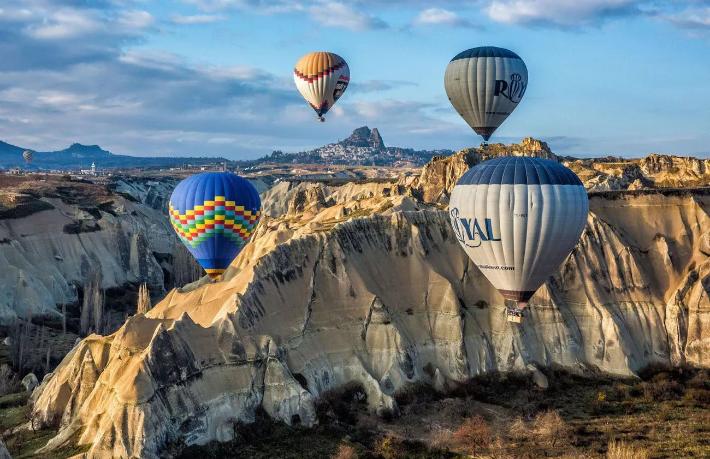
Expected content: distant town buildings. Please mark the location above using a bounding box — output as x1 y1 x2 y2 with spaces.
260 126 451 167
80 162 99 176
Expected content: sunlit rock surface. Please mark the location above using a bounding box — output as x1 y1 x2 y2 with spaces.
31 183 710 457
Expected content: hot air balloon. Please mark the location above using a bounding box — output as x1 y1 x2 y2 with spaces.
294 51 350 122
169 172 261 280
444 46 528 142
22 150 33 164
449 156 588 322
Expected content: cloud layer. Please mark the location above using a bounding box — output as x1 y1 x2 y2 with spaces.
0 0 707 158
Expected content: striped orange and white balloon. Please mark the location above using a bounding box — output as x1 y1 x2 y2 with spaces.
294 51 349 122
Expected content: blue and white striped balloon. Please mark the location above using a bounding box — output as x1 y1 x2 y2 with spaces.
449 156 588 308
445 46 528 141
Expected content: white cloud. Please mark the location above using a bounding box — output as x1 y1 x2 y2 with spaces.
117 10 154 30
307 1 387 30
662 6 710 30
29 9 102 39
171 13 227 24
486 0 637 27
183 0 303 14
413 7 474 27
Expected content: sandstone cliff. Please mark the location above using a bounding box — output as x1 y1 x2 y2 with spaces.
567 153 710 191
402 138 710 201
0 177 176 323
403 137 557 204
30 185 710 457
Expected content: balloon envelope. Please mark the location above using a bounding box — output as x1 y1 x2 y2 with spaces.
22 150 32 163
169 172 261 279
449 156 588 305
444 46 528 141
294 51 349 120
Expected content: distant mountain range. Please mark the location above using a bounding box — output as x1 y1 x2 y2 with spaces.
0 141 225 170
0 126 452 170
260 126 452 166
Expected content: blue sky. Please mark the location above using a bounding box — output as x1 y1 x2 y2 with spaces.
0 1 708 159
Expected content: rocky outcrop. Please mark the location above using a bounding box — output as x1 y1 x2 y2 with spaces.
0 178 176 323
261 181 401 219
369 128 385 149
403 137 558 204
341 126 385 150
403 139 710 195
566 154 710 191
30 187 710 458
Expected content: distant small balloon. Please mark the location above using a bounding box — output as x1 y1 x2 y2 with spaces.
169 172 261 280
294 51 350 122
444 46 528 141
22 150 33 164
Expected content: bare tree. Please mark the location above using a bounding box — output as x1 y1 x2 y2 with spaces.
45 347 51 375
80 270 105 335
0 364 20 396
136 282 152 314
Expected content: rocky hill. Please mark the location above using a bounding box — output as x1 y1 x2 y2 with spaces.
340 126 385 149
261 126 452 167
28 149 710 457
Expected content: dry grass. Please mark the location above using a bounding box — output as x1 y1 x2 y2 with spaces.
606 439 650 459
508 416 528 442
532 410 571 447
331 443 358 459
429 425 454 450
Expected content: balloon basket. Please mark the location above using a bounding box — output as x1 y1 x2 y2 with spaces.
506 306 523 323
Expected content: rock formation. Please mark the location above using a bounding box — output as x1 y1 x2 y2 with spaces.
22 141 710 457
566 153 710 191
403 137 558 204
369 128 385 150
341 126 385 150
0 178 175 324
30 182 710 457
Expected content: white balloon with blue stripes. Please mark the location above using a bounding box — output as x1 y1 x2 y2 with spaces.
449 156 588 314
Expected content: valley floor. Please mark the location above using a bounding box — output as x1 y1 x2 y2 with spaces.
62 365 705 459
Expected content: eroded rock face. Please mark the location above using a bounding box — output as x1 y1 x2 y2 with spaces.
31 188 710 458
567 154 710 191
402 138 710 195
403 138 557 204
0 179 175 323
